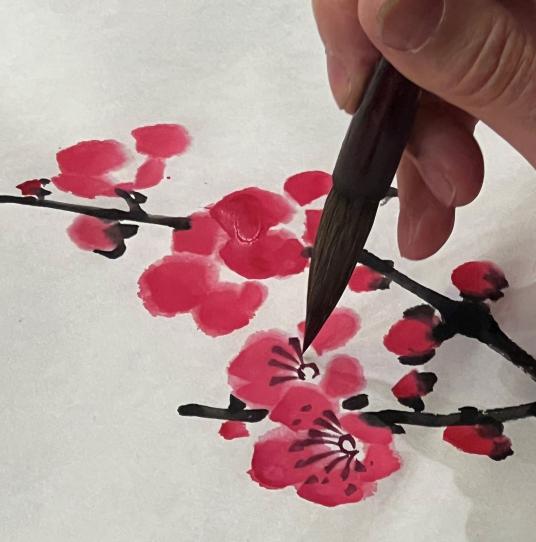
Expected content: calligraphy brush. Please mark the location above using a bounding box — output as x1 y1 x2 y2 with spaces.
303 57 421 352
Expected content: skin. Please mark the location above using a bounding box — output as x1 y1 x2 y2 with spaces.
313 0 536 259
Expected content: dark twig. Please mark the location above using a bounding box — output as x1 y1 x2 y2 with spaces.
0 194 191 230
178 400 536 426
178 403 269 422
359 250 536 381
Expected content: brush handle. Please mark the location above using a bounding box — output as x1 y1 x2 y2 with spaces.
332 58 420 201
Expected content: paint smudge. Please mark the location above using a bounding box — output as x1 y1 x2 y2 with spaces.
284 171 332 206
298 308 360 355
219 421 250 440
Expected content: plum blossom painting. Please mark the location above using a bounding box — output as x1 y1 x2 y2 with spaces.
2 2 536 542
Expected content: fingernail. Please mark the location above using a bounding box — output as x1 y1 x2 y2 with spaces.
430 171 456 207
326 52 352 109
378 0 446 52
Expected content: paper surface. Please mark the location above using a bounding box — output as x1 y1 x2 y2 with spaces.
1 1 536 541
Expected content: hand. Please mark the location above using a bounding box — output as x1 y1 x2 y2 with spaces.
313 0 536 259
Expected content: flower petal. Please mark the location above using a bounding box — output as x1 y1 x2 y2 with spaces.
133 158 165 189
320 355 365 398
52 173 116 199
270 385 338 432
210 187 294 242
228 331 299 408
193 281 267 337
298 308 360 355
249 427 312 489
219 421 249 440
391 371 437 411
172 212 227 256
131 124 190 158
284 171 332 206
339 414 393 445
451 261 509 301
138 254 217 316
361 444 401 482
384 309 440 357
219 230 306 279
56 139 128 176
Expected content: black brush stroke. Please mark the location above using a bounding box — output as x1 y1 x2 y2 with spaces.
0 194 191 230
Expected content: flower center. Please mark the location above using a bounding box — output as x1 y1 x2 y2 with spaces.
268 338 319 386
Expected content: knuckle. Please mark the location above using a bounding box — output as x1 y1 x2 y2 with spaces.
444 14 533 110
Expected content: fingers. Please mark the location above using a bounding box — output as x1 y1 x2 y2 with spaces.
358 0 536 166
406 96 484 208
397 153 455 259
312 0 380 112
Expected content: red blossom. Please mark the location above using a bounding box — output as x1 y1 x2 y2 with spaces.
443 424 513 461
172 212 226 256
228 317 363 408
131 158 166 189
219 421 250 440
284 171 332 206
250 385 400 507
298 308 361 355
219 230 306 279
384 305 441 365
391 370 437 412
451 261 509 301
209 187 294 242
349 265 391 293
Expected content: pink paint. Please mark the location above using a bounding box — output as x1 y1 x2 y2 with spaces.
219 230 306 279
250 385 400 507
302 209 322 246
443 425 513 460
138 254 218 316
56 140 128 176
298 308 360 355
133 158 166 189
67 216 117 252
52 173 116 199
172 212 226 256
131 124 190 158
451 261 508 301
391 371 420 399
284 171 332 206
384 311 440 357
210 187 294 242
320 355 365 398
193 281 267 337
16 179 44 196
349 265 390 293
219 421 249 440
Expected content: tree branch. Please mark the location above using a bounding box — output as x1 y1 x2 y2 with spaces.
178 403 269 422
0 194 191 230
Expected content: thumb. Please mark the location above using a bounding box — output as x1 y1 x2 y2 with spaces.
358 0 536 166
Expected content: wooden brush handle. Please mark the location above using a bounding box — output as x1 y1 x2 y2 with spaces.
332 58 420 201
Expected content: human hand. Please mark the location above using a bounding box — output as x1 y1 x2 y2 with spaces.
313 0 536 259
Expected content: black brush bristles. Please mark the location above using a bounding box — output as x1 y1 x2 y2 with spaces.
303 191 379 352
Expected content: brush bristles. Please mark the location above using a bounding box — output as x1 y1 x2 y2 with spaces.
303 190 379 351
